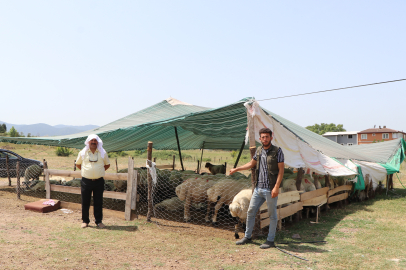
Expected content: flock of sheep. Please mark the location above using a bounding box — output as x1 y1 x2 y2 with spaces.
25 162 368 238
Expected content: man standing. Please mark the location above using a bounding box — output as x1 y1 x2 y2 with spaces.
76 134 110 228
229 128 284 249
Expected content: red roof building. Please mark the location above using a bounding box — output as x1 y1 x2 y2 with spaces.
357 126 406 145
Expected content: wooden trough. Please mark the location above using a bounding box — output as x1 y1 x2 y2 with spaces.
259 184 353 229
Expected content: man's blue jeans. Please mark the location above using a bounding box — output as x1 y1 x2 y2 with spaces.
245 187 278 242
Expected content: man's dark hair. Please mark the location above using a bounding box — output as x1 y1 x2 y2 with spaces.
259 127 273 137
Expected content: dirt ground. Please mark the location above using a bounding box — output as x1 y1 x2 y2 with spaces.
0 190 297 270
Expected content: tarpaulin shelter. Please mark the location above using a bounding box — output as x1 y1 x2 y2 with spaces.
1 97 404 188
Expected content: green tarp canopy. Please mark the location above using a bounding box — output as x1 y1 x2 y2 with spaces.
0 97 404 174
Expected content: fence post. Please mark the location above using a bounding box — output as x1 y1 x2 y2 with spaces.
43 159 48 181
224 162 227 175
196 160 200 174
6 155 11 186
45 169 50 199
131 169 139 219
172 155 175 170
73 160 76 171
16 161 20 199
115 158 118 173
125 157 135 221
147 141 153 222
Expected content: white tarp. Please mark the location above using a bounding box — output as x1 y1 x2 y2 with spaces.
244 101 356 177
352 160 387 188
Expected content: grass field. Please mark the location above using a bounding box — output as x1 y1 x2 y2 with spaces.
1 143 406 269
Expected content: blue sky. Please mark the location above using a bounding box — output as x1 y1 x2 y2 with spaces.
1 1 405 132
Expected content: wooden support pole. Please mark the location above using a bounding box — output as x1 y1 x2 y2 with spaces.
73 160 76 171
313 173 320 189
125 157 135 221
234 139 246 168
16 161 20 199
172 155 176 170
199 142 205 173
6 155 11 186
296 168 304 191
325 174 331 211
45 169 50 199
389 174 394 190
146 141 153 222
174 127 184 171
115 158 118 173
224 162 227 175
197 160 200 174
295 168 305 222
43 159 48 181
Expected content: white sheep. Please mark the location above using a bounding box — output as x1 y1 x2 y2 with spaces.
229 189 253 239
206 179 251 224
175 177 220 222
282 178 305 192
301 177 317 192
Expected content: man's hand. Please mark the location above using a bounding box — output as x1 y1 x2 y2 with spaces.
229 168 237 175
104 164 110 171
271 186 279 198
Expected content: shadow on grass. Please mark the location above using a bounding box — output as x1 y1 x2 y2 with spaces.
104 225 138 231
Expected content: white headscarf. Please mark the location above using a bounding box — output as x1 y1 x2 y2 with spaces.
80 134 107 159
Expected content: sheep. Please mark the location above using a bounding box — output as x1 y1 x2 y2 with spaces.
301 177 317 192
155 196 206 212
206 178 251 225
205 163 226 175
175 177 220 222
23 165 43 189
229 189 252 239
155 197 184 212
282 178 305 192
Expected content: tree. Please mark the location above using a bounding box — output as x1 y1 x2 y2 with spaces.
0 124 5 133
9 126 20 137
306 123 346 135
2 124 5 132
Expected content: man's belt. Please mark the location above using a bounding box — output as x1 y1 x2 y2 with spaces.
82 177 104 181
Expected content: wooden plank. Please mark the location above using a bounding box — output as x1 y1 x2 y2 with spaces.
50 184 126 200
259 188 285 211
279 202 303 220
302 194 327 206
125 157 134 221
60 201 126 220
328 185 352 197
50 184 81 195
260 202 303 220
328 193 348 204
156 165 174 169
300 187 329 202
46 169 128 181
277 191 300 206
45 170 50 199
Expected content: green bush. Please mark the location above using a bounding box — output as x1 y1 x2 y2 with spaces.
230 150 237 158
55 147 74 157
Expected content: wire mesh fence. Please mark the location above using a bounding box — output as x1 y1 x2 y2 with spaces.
0 154 365 239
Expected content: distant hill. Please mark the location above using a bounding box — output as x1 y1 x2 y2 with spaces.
0 121 99 137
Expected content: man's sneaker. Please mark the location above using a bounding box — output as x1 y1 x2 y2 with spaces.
96 222 106 229
81 223 88 229
260 241 275 249
236 237 252 245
